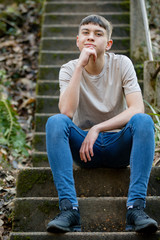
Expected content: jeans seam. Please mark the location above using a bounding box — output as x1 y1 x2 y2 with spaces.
69 124 103 147
69 124 87 138
102 125 132 148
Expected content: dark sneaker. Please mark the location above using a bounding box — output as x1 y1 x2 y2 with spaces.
47 199 81 233
126 199 158 233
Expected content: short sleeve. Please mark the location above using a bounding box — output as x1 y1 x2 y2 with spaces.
121 56 141 95
59 60 77 94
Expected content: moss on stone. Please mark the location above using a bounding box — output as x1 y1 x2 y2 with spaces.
38 200 52 215
33 134 44 149
156 177 160 181
32 154 48 163
17 170 50 196
135 64 144 80
51 27 61 34
38 67 59 80
119 2 130 11
11 236 31 240
116 14 129 23
121 38 129 48
36 98 44 112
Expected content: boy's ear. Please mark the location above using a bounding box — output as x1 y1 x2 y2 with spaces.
105 40 113 51
76 35 79 48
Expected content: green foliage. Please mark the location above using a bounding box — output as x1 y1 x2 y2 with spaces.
144 100 160 146
0 99 30 162
0 68 30 165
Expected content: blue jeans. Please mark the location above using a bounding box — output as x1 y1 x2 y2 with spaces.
46 113 155 208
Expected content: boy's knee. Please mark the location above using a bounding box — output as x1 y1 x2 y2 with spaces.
130 113 154 131
46 114 71 131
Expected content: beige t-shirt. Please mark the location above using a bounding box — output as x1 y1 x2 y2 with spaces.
59 53 141 130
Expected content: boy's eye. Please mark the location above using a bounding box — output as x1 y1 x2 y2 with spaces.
96 32 103 36
82 31 89 35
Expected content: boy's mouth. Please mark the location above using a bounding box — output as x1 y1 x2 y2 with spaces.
85 43 96 48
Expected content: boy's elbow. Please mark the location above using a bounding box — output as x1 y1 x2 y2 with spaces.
139 103 145 113
60 110 73 119
59 105 74 119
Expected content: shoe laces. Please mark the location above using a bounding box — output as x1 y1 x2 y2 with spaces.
54 209 79 223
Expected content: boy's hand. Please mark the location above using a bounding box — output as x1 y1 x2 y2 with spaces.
80 126 99 163
78 47 97 68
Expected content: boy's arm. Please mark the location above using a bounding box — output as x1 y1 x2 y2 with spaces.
80 91 144 162
59 64 83 119
59 47 97 118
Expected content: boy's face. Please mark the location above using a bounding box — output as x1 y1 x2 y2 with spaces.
77 23 112 57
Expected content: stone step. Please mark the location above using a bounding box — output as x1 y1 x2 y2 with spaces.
38 65 60 80
37 63 143 81
40 50 130 65
42 24 130 38
36 79 143 97
36 80 59 96
32 151 49 167
43 13 130 25
34 114 51 133
33 132 46 152
12 197 160 232
16 167 160 198
41 37 130 51
44 2 129 13
40 51 79 65
9 231 160 240
35 96 59 114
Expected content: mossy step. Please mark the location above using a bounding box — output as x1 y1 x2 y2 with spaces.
44 2 129 13
42 24 130 38
36 79 143 98
37 64 142 82
32 151 49 167
41 37 130 51
40 50 130 65
36 80 59 96
44 13 130 25
9 231 160 240
12 197 160 232
35 96 59 114
33 132 46 152
16 167 160 198
40 51 79 65
35 113 52 132
38 65 60 80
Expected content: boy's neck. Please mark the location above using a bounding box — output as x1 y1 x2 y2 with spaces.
85 55 105 76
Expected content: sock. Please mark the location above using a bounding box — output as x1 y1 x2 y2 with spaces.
127 205 133 210
73 206 79 211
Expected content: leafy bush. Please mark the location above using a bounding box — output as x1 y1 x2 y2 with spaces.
0 99 30 164
144 100 160 148
0 69 30 167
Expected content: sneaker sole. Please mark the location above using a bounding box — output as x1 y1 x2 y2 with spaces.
126 222 158 234
135 222 158 234
47 224 81 233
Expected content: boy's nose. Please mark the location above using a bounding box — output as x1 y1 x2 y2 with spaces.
87 33 94 41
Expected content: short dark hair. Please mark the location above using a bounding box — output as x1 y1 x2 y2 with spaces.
79 15 113 40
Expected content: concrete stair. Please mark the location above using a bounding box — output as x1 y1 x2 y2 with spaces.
10 0 158 239
10 167 160 239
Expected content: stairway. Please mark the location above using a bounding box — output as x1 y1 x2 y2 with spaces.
10 0 160 239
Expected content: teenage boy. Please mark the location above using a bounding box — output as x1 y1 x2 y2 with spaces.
46 15 158 234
